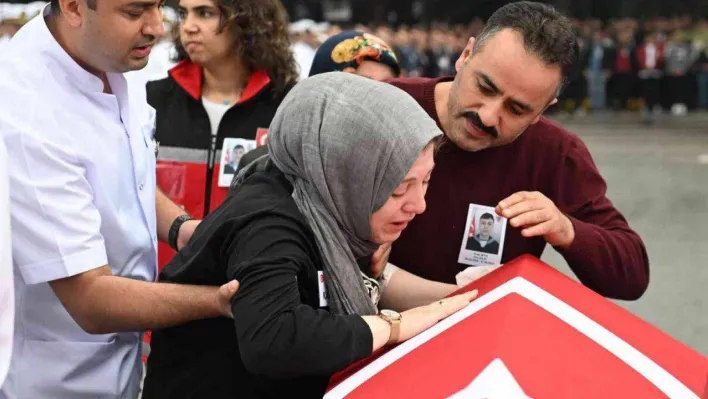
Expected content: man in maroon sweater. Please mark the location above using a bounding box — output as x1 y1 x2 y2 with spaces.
387 1 649 300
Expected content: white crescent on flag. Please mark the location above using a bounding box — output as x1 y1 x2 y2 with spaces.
447 358 531 399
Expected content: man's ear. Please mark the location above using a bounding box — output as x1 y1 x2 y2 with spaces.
58 0 86 27
533 98 559 124
455 37 476 72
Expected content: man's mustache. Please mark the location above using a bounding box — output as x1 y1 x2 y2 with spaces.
134 35 157 48
461 111 498 139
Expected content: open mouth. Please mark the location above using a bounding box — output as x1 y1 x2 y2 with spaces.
132 44 153 57
390 220 411 231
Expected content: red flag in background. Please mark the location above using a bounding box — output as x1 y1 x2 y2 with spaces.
223 148 231 166
256 128 269 147
468 208 476 238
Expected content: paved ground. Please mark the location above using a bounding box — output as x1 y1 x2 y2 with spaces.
542 111 708 355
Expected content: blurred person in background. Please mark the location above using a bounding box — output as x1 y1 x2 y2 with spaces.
695 19 708 109
410 27 434 78
694 18 708 45
636 31 665 123
309 30 400 80
385 1 650 301
608 30 638 111
374 24 394 46
433 30 460 77
0 9 27 52
587 29 614 110
664 29 695 115
290 18 320 80
147 0 297 269
393 27 423 77
420 29 439 78
354 23 369 33
470 18 484 35
560 35 590 116
326 23 342 37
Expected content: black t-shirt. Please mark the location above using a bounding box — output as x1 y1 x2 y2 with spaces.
142 162 373 399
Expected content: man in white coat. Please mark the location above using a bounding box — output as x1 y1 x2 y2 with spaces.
0 139 12 390
0 0 238 397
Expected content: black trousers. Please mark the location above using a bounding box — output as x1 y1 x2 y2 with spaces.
610 72 635 110
640 78 662 109
666 75 695 106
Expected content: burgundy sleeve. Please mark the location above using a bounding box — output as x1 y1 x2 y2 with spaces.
552 137 650 300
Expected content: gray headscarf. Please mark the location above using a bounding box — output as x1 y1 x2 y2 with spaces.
233 72 442 315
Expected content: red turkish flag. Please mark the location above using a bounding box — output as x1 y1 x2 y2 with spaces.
468 209 476 238
327 256 708 399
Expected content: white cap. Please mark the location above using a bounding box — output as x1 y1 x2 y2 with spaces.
25 2 48 18
0 3 8 21
288 19 316 35
313 22 331 34
162 6 178 24
0 3 29 23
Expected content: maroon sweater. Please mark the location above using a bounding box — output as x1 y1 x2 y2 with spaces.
388 77 649 300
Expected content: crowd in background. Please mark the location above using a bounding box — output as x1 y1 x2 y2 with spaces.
320 16 708 117
2 2 708 118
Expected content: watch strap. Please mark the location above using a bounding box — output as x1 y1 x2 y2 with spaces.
378 312 402 346
169 214 194 251
388 317 401 345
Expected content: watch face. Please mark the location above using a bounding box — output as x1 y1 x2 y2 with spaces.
381 309 401 320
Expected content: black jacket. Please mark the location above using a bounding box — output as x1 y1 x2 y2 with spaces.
238 144 269 169
142 162 373 399
465 236 500 255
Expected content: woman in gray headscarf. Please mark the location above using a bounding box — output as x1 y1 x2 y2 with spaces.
143 72 477 399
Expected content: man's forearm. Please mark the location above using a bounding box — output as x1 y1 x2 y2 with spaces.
557 217 649 301
379 267 457 312
77 275 222 334
156 188 188 243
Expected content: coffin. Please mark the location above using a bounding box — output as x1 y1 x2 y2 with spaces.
326 255 708 399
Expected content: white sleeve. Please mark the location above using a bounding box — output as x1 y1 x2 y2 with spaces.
3 124 107 285
376 263 400 295
0 138 13 387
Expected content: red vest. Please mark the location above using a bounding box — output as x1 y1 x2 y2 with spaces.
151 61 275 271
636 43 665 70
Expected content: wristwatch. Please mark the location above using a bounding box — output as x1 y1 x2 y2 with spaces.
378 309 402 346
168 214 194 251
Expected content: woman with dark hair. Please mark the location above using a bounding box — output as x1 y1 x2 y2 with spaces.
142 73 476 399
147 0 298 269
